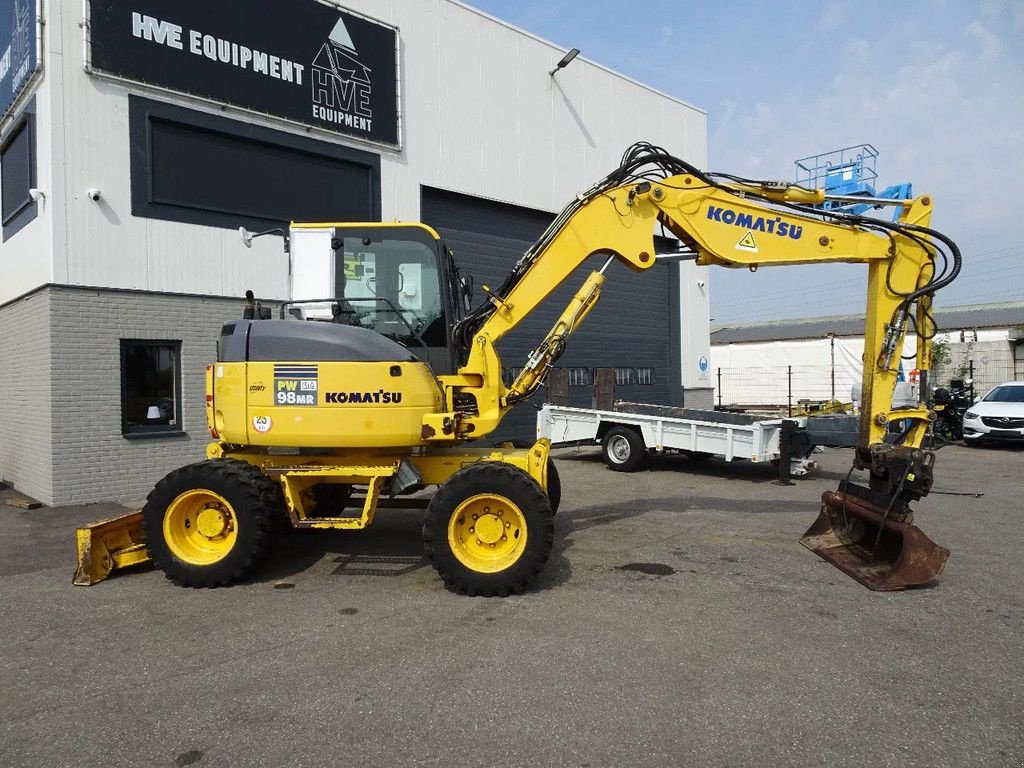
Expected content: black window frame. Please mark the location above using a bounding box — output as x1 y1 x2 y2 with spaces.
1 96 38 241
120 339 184 438
128 95 381 232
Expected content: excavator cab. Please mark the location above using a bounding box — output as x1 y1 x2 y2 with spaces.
285 223 471 375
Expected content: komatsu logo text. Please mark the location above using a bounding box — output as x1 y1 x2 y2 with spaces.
706 206 803 240
325 390 403 404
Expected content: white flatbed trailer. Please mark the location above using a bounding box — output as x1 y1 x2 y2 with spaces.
537 402 817 475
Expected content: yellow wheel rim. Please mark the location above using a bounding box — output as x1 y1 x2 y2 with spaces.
162 489 238 566
447 493 528 574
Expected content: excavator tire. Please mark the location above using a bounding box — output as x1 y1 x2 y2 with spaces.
546 459 561 514
142 459 283 588
495 439 560 514
423 462 554 597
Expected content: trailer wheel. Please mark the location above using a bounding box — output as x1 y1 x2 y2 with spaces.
142 459 282 587
423 462 554 596
602 426 646 472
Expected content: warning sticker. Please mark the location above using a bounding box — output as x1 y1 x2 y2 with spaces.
252 415 273 434
736 231 758 253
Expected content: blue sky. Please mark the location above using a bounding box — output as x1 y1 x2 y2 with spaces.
467 0 1024 324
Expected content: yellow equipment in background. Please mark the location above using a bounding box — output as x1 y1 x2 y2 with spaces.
76 142 959 594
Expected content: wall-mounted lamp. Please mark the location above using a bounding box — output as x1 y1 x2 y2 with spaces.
239 226 290 254
549 47 580 77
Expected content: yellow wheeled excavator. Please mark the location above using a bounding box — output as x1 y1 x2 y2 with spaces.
75 142 959 595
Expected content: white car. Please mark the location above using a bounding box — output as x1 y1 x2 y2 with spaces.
962 381 1024 446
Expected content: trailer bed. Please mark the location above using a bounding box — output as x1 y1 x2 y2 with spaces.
538 402 816 474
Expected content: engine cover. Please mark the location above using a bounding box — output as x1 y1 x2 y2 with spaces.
211 320 443 448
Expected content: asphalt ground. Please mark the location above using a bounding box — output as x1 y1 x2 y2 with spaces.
1 443 1021 768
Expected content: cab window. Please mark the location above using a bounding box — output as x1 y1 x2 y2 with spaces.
335 237 445 347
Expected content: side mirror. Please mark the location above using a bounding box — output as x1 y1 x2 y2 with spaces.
239 226 253 249
973 395 982 404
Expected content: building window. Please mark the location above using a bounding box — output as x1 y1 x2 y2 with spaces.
1 103 37 241
615 367 636 386
636 367 655 385
568 367 592 387
120 340 183 436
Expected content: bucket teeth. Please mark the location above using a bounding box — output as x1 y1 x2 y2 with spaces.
800 490 949 591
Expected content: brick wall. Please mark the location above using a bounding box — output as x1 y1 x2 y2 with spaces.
0 290 55 503
48 287 259 505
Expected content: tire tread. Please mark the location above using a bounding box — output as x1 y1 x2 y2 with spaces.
423 462 554 597
142 459 282 588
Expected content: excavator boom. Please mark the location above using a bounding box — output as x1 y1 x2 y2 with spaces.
443 142 959 589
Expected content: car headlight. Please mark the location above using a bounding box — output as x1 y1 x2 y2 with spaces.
964 411 979 420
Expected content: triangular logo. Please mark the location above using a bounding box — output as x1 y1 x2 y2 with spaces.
736 231 758 252
329 18 356 52
312 42 336 73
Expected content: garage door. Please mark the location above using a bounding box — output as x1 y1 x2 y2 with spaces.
422 187 678 442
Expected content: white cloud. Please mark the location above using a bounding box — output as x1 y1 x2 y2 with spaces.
741 102 775 139
707 8 1024 317
964 20 1004 58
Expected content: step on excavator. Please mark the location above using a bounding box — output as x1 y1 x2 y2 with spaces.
74 142 959 595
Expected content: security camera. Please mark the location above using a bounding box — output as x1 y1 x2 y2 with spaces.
28 188 44 202
86 188 101 202
697 280 706 288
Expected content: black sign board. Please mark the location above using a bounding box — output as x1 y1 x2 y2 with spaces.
0 0 39 119
89 0 399 146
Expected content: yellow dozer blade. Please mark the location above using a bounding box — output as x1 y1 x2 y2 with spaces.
73 511 151 585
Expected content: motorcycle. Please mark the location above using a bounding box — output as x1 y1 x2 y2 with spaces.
931 378 974 442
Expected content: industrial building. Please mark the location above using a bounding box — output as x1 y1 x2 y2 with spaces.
711 301 1024 408
0 0 709 505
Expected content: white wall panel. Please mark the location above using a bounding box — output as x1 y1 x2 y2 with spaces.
0 62 52 304
476 20 522 197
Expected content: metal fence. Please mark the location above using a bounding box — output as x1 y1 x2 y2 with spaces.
932 359 1019 400
715 365 848 415
716 358 1021 414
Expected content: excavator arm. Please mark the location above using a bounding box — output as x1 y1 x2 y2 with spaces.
439 142 960 589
